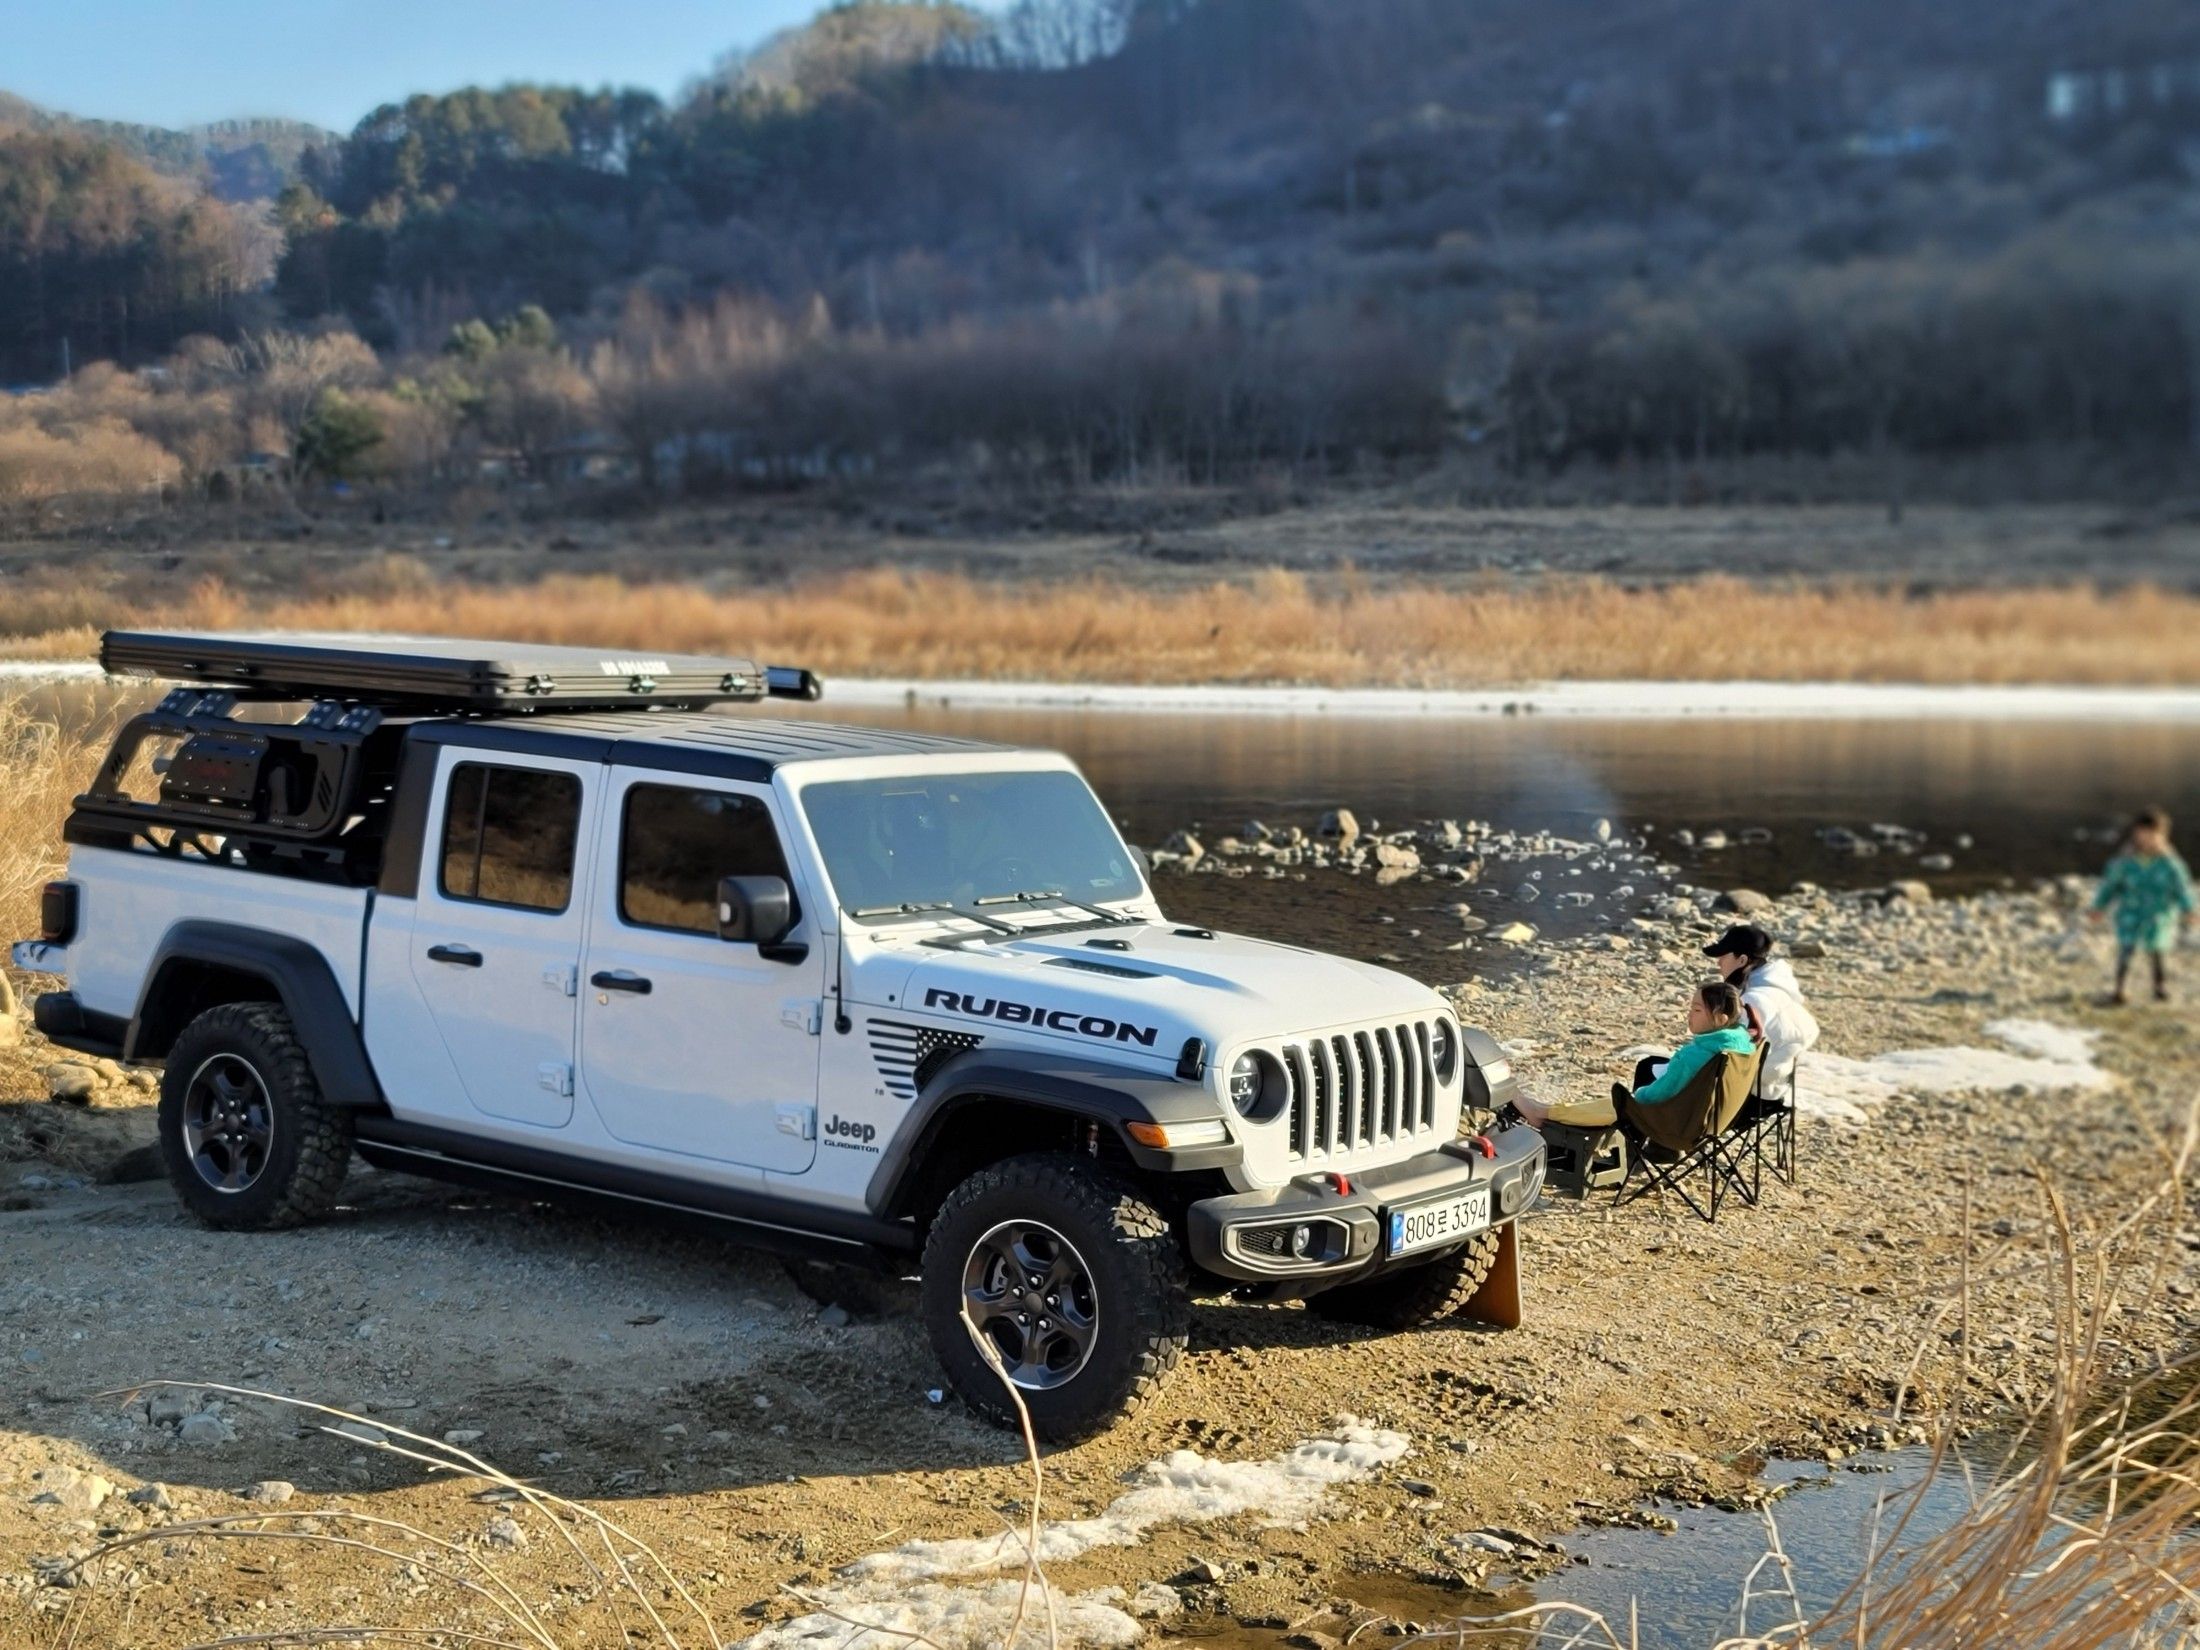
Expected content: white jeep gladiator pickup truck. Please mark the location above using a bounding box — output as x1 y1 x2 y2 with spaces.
15 631 1542 1439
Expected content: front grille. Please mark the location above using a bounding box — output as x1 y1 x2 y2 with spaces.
1277 1020 1443 1163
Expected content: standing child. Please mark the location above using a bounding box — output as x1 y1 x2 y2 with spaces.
2090 807 2196 1004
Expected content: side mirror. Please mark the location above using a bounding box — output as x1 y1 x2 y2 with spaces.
717 875 796 948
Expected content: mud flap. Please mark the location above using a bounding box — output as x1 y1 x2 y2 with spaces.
1458 1219 1522 1329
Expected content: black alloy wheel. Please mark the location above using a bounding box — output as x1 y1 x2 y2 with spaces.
960 1218 1100 1390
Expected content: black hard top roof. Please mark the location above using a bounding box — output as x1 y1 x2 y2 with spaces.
102 629 812 710
411 710 1015 783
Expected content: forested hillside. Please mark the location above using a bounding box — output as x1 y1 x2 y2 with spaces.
7 0 2200 496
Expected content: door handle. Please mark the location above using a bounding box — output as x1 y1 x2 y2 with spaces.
590 970 653 996
426 944 483 967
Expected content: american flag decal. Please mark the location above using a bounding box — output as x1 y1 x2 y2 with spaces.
868 1019 981 1100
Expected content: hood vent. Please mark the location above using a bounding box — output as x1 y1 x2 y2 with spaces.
1044 956 1157 981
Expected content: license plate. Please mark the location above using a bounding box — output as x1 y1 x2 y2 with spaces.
1389 1188 1492 1256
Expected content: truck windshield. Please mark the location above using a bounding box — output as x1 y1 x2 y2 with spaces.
800 770 1144 920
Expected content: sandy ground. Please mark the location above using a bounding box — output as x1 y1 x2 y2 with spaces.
1 873 2195 1648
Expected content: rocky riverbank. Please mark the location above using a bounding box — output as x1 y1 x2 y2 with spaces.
2 860 2195 1649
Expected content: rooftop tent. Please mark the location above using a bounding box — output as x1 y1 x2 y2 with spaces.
99 630 823 711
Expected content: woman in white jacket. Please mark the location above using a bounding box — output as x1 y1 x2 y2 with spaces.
1703 924 1819 1097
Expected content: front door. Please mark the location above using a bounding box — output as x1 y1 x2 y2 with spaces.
409 752 596 1129
577 772 823 1174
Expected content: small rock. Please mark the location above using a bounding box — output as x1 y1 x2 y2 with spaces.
1173 1557 1227 1586
179 1412 235 1446
1287 1634 1345 1650
1491 922 1538 945
1318 809 1360 847
1161 830 1204 865
240 1480 296 1505
1715 889 1772 915
1918 854 1954 872
331 1421 386 1446
1372 842 1420 871
1450 1529 1517 1557
44 1062 99 1104
443 1429 486 1447
1128 1581 1183 1619
29 1468 116 1514
1883 880 1933 906
816 1303 853 1328
127 1482 176 1510
147 1390 199 1427
1399 1477 1439 1498
483 1513 528 1550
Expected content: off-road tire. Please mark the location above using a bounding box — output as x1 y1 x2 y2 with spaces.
159 1002 353 1231
1304 1229 1503 1330
922 1153 1189 1443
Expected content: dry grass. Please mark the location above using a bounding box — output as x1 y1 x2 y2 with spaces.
5 570 2200 687
0 697 118 943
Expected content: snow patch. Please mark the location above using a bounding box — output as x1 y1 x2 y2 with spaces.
1796 1021 2109 1124
739 1419 1409 1650
845 1419 1409 1583
1983 1018 2102 1065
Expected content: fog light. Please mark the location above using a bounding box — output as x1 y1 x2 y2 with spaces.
1291 1224 1315 1259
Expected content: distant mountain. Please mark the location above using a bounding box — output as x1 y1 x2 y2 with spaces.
0 91 332 201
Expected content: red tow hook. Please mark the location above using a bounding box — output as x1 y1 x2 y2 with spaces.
1325 1171 1353 1196
1466 1134 1497 1160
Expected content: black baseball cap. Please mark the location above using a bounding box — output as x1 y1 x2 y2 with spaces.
1702 924 1773 960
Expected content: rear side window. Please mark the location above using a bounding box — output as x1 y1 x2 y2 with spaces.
620 784 791 935
439 763 582 912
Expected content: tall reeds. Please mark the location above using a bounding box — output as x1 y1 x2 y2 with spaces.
6 571 2198 688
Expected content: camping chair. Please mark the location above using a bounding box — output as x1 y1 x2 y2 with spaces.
1613 1046 1765 1222
1739 1053 1800 1190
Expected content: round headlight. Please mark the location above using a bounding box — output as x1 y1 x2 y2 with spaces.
1430 1019 1460 1084
1228 1054 1261 1110
1225 1051 1288 1123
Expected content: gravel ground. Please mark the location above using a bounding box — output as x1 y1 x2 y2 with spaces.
2 868 2195 1648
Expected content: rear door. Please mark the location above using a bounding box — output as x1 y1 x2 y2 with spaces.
576 771 824 1174
406 752 597 1129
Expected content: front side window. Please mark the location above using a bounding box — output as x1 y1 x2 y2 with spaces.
439 763 582 912
800 769 1142 918
620 784 792 935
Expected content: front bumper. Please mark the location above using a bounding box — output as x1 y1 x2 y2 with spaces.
1186 1125 1544 1287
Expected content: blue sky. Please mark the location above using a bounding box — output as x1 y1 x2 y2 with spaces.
0 0 845 132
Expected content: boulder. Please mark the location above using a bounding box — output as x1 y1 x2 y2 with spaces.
1318 809 1360 847
1371 842 1420 871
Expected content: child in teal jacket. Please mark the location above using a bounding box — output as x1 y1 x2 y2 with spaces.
1513 980 1755 1128
2090 807 2195 1005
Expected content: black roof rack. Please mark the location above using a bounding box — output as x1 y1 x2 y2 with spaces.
100 630 823 712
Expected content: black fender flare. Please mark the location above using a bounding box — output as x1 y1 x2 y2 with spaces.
127 920 387 1111
866 1046 1240 1219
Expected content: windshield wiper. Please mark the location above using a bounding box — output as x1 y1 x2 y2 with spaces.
849 900 1022 934
974 888 1137 925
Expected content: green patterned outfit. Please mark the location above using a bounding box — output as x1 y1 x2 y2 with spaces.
2093 849 2196 954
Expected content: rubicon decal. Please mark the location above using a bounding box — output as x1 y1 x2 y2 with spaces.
923 989 1159 1047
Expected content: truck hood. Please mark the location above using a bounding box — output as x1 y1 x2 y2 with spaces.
880 922 1445 1062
